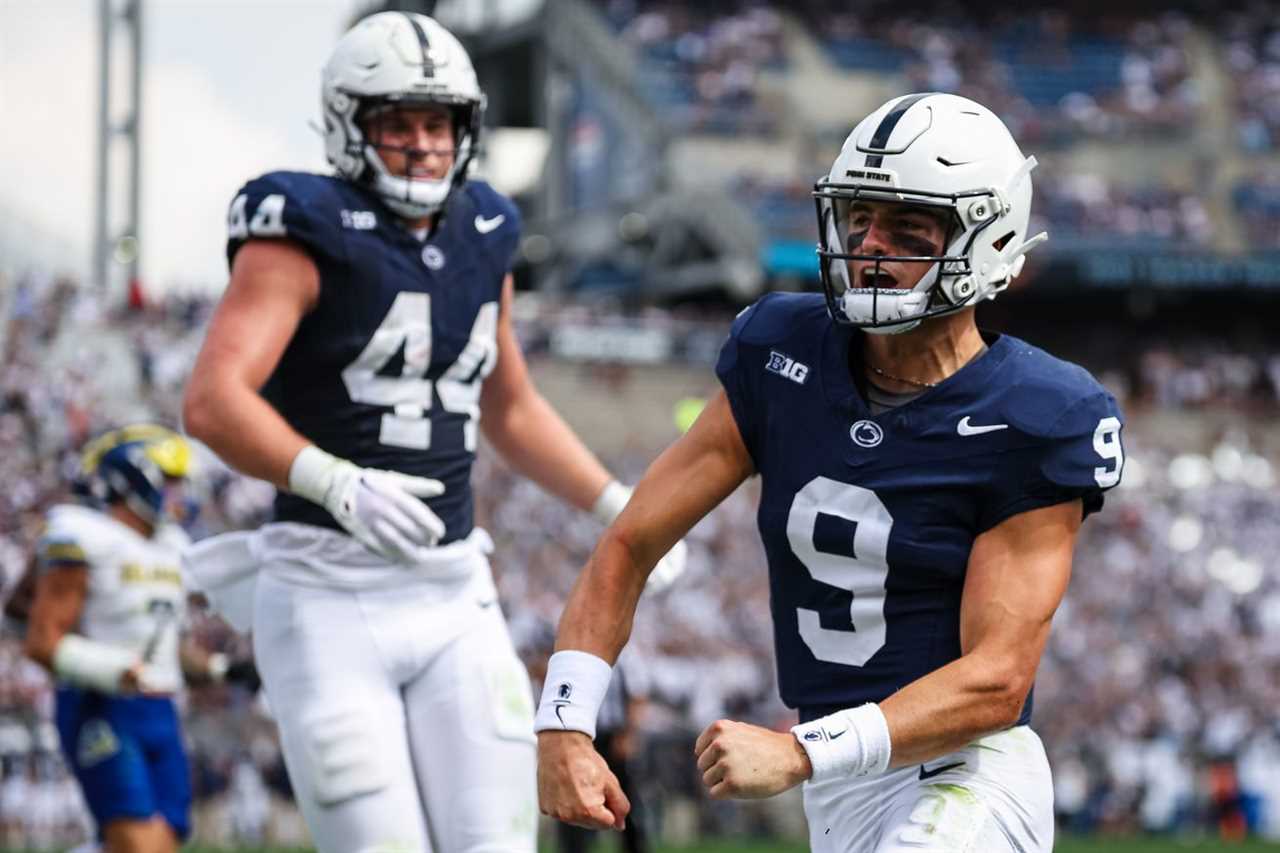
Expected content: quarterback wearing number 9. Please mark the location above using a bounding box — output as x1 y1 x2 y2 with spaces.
537 92 1123 853
182 12 685 853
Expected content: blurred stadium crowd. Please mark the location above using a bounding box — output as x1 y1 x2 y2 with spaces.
5 0 1280 847
0 268 1278 848
587 0 1280 269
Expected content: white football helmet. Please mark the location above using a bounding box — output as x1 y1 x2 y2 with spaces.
322 12 485 219
814 92 1047 334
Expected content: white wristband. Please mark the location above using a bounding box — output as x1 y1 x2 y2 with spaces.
288 445 343 505
791 703 892 782
533 650 613 739
207 652 229 683
52 635 137 694
591 480 632 526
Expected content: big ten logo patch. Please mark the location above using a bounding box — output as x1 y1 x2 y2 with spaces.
766 351 809 385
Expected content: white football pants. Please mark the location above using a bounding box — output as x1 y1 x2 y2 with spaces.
252 525 537 853
803 726 1054 853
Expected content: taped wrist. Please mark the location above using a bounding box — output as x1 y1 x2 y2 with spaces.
533 650 613 739
591 480 632 526
288 445 346 506
206 652 229 683
791 703 892 782
53 635 137 694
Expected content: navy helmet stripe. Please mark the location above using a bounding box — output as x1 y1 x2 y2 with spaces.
864 92 936 168
403 13 435 77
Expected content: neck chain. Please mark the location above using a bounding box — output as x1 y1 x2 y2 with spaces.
866 363 937 389
865 343 989 390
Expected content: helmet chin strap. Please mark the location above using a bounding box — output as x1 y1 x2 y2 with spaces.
361 126 473 219
862 318 921 336
365 147 456 218
836 248 940 333
838 287 930 333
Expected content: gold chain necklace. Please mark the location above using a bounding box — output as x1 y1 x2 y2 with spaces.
865 363 938 389
865 343 989 390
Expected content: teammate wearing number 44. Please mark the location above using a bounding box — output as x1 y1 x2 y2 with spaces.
537 92 1124 853
182 11 685 853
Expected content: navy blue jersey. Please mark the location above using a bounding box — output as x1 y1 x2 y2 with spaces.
715 293 1124 724
226 172 521 543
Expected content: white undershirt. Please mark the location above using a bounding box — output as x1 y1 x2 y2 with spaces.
865 381 925 415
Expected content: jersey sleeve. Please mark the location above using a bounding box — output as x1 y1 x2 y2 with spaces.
225 173 347 269
36 516 90 572
980 391 1125 532
714 298 769 465
490 193 522 276
465 180 522 279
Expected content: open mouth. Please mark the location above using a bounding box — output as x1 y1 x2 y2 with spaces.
860 267 900 289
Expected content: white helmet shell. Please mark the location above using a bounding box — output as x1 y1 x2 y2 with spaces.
815 92 1047 333
321 12 485 219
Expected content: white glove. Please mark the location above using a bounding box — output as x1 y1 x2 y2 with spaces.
289 445 446 562
592 480 689 593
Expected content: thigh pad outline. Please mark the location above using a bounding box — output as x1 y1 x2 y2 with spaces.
483 651 537 744
302 708 391 806
890 783 991 852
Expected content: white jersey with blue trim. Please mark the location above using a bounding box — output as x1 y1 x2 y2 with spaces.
38 504 190 692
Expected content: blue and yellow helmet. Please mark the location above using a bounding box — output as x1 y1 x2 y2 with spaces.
78 424 192 523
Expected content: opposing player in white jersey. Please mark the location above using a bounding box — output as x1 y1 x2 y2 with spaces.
537 93 1124 852
181 12 686 853
24 425 244 853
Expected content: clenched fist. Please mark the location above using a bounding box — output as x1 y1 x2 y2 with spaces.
694 719 812 799
537 730 631 830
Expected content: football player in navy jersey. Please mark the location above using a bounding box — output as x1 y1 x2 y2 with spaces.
536 92 1124 852
182 12 684 853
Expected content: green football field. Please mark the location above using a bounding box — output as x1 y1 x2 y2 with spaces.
180 839 1280 853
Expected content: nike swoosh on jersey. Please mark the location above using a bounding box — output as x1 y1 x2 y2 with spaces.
475 214 506 234
957 416 1009 436
918 760 966 780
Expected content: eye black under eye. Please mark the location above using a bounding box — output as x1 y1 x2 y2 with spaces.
894 233 941 256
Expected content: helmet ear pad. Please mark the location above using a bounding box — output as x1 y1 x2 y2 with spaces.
325 91 364 178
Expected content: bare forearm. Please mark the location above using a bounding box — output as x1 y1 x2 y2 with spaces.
880 653 1027 767
483 388 611 511
184 380 308 489
24 622 62 670
876 502 1077 767
555 533 648 662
